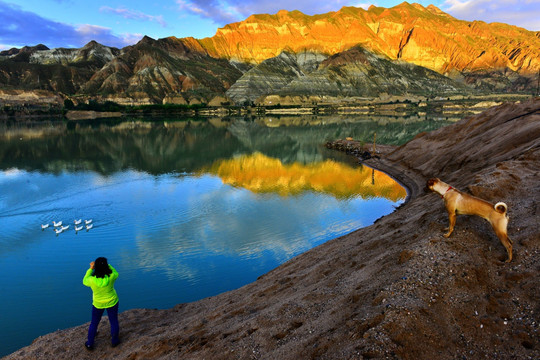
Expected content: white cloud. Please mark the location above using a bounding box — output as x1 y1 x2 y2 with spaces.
176 0 240 24
354 3 373 10
176 0 360 24
100 6 168 28
443 0 540 31
1 168 24 177
0 43 16 50
75 24 140 47
76 24 111 36
120 32 145 46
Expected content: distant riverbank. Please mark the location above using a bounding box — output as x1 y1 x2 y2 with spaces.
0 90 532 121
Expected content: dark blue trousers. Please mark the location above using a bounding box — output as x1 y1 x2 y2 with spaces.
87 302 119 346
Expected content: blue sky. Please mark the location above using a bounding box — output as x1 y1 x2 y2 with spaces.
1 0 539 50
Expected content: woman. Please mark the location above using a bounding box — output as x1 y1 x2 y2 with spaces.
82 257 120 350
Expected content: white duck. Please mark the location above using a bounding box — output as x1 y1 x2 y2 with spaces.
61 225 70 231
86 224 93 231
85 219 93 225
74 219 82 225
55 228 63 235
53 221 63 227
41 224 50 230
75 225 83 232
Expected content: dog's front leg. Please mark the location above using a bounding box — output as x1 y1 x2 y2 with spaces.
444 209 456 238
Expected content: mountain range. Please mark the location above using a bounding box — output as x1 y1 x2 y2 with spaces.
0 2 538 106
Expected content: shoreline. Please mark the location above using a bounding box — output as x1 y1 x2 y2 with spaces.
4 98 540 359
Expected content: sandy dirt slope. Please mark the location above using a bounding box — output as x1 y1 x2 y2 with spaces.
4 97 539 360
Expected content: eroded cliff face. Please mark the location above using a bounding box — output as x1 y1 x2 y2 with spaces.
226 51 328 104
227 47 472 104
28 41 120 67
80 36 243 103
198 2 540 75
0 41 119 94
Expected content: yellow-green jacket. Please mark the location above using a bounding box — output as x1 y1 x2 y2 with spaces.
83 265 119 309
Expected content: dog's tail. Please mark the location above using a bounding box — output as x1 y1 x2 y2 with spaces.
494 202 507 214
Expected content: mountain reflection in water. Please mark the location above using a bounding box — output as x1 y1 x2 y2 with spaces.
201 152 406 201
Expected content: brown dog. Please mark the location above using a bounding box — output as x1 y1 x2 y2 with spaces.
426 178 513 262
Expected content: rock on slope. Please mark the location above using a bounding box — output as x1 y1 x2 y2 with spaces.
4 98 540 360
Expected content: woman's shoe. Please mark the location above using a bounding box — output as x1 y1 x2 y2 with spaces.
85 341 94 351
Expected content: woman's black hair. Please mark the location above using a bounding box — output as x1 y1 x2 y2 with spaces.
93 257 112 278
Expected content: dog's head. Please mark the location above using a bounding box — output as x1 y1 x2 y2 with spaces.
425 178 440 192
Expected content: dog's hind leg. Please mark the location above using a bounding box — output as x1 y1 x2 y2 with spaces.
494 228 513 263
491 216 512 262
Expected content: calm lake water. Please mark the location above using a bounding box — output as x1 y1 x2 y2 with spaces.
0 114 450 356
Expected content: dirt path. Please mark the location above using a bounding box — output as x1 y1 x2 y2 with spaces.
5 97 540 360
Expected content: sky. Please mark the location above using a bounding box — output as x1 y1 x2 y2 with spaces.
0 0 539 50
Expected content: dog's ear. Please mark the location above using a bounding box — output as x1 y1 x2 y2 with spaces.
425 178 435 193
